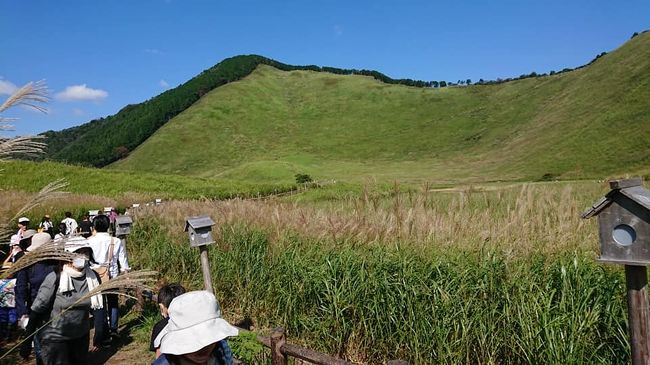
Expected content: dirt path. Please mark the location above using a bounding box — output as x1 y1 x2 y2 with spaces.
1 316 151 365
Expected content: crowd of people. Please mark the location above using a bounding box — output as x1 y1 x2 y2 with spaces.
1 212 239 365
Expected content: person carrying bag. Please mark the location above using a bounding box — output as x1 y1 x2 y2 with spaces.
88 216 130 343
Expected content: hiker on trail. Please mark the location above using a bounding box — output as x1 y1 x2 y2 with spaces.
78 214 92 238
64 236 110 349
61 212 78 237
53 222 68 241
150 283 187 359
0 276 17 342
16 217 30 239
38 215 54 239
20 240 102 365
109 208 118 235
2 235 22 269
0 236 21 341
153 291 237 365
14 232 57 364
88 214 130 339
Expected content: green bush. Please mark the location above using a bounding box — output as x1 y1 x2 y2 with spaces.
295 173 313 184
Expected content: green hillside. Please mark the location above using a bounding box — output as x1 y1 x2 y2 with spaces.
42 56 427 168
111 33 650 183
0 160 296 199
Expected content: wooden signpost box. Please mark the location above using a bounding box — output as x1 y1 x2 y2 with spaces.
582 178 650 365
184 215 216 294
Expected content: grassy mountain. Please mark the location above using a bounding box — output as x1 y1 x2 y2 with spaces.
43 56 428 167
110 33 650 183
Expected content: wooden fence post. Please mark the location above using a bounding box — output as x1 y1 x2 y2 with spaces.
625 265 650 365
270 327 287 365
199 245 214 294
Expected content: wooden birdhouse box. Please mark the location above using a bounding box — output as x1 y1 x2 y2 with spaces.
184 215 216 247
115 215 133 236
582 178 650 265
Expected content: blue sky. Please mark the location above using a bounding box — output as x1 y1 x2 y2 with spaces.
1 0 648 135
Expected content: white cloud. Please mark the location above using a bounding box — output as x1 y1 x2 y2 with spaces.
56 84 108 102
0 78 18 95
144 48 163 55
159 79 170 88
333 24 344 36
72 108 85 116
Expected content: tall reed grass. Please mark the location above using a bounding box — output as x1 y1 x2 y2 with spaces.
124 182 627 364
135 183 603 256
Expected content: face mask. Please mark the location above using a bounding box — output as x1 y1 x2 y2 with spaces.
72 257 86 270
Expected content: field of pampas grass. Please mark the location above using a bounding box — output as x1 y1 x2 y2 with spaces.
118 181 630 364
1 180 628 364
132 182 604 257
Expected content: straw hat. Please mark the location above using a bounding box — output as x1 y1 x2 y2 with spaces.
63 237 91 253
20 229 37 241
26 232 52 252
154 291 238 355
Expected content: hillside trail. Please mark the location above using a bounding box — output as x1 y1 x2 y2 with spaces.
2 315 151 365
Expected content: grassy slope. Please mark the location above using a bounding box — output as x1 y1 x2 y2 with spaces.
0 160 295 199
112 33 650 183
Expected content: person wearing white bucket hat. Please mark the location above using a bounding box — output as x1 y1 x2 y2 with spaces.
1 235 22 269
153 291 238 365
17 217 30 239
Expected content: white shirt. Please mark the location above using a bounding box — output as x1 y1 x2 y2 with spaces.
62 217 78 235
87 232 130 278
39 220 54 230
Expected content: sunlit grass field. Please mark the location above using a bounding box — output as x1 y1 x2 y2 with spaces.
108 182 631 363
0 160 297 200
1 155 638 364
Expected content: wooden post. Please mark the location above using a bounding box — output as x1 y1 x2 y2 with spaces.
122 236 145 312
199 245 213 294
270 327 287 365
625 265 650 365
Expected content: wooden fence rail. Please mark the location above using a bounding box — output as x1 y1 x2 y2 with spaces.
258 327 408 365
258 327 353 365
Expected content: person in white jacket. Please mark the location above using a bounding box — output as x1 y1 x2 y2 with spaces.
87 214 130 339
61 212 78 237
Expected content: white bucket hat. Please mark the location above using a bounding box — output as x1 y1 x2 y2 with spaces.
26 232 52 252
154 291 238 355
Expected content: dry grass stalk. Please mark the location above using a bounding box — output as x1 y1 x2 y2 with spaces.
0 80 49 113
0 269 157 361
0 242 76 279
0 179 68 239
0 190 120 219
134 183 600 256
0 135 47 160
83 269 158 299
